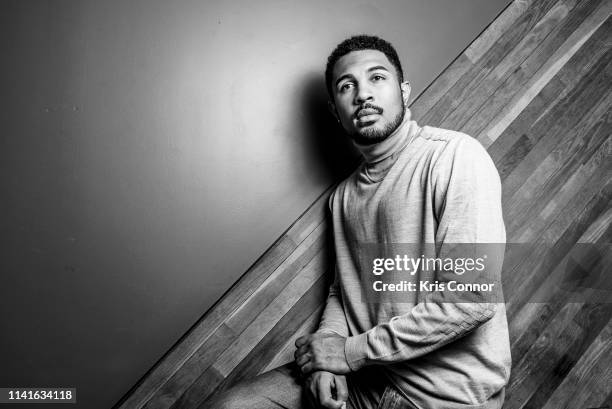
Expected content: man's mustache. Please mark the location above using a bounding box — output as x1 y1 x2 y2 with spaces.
355 103 383 119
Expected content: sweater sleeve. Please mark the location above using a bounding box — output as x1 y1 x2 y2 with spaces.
344 135 506 371
317 264 350 337
317 190 350 337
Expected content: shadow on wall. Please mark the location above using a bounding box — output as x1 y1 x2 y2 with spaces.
299 73 361 182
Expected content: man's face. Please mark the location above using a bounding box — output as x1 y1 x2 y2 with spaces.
330 49 408 145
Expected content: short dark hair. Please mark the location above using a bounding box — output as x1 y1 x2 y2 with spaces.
325 34 404 98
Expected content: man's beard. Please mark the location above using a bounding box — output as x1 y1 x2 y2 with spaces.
350 103 405 146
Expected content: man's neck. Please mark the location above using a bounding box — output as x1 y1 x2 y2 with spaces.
353 109 418 163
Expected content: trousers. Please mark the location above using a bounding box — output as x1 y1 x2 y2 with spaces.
204 362 418 409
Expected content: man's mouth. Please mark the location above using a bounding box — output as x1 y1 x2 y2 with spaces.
356 107 382 119
355 107 382 125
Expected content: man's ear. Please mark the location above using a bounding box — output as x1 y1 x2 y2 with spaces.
328 100 339 122
401 81 411 107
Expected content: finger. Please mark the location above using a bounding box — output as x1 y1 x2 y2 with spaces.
304 376 313 396
295 353 310 367
295 336 308 348
301 362 314 375
308 374 321 407
294 345 308 361
333 376 348 403
317 375 335 409
308 374 319 405
321 393 344 408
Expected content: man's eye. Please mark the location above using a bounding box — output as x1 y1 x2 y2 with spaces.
372 75 385 81
339 83 354 92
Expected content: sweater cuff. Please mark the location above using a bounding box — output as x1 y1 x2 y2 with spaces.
317 328 344 337
344 332 369 371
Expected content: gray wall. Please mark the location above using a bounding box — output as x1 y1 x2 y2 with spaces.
0 1 510 408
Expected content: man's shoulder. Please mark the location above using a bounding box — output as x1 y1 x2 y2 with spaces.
420 125 488 159
328 166 358 209
420 125 474 146
330 169 356 201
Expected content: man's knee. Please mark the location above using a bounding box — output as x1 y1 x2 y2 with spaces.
205 388 250 409
202 364 306 409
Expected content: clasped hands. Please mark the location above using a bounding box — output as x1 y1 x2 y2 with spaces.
294 332 350 409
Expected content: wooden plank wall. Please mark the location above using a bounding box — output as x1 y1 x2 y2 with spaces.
116 0 612 408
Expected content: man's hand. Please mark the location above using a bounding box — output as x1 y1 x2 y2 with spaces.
305 370 348 409
294 332 351 375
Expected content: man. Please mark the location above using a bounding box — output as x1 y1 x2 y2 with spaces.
208 35 510 409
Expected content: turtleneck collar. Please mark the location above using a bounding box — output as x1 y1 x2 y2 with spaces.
353 109 421 164
351 109 422 184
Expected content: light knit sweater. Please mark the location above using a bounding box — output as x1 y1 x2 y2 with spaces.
318 111 511 409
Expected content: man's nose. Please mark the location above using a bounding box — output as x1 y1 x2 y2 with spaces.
354 84 374 105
